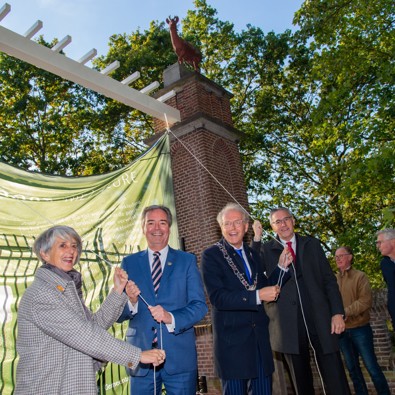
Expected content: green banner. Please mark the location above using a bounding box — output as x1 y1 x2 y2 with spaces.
0 133 177 395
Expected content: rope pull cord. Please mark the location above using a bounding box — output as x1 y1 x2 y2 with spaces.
163 114 327 395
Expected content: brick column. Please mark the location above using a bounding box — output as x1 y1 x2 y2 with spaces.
152 63 250 394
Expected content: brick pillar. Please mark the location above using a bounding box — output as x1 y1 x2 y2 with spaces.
152 63 250 394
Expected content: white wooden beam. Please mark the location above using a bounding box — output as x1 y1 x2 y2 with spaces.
0 3 10 21
78 48 97 65
0 25 180 123
51 35 72 52
100 60 120 75
140 81 159 95
121 71 140 85
24 20 43 39
157 90 176 102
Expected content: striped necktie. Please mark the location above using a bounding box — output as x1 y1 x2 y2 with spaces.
152 251 162 294
151 251 162 348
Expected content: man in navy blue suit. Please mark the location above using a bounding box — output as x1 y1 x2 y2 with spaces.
118 205 207 395
377 228 395 329
201 203 292 395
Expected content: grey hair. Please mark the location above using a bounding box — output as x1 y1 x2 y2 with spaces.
216 203 249 226
268 207 293 222
141 205 173 227
376 228 395 240
33 225 82 264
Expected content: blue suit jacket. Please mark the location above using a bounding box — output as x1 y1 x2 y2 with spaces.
201 239 286 380
118 247 207 376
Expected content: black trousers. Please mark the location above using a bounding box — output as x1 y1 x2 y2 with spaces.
282 273 351 395
283 323 350 395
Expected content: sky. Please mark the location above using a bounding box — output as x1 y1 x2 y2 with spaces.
1 0 304 62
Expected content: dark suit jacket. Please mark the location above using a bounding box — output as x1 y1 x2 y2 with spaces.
201 238 282 380
252 233 344 355
118 247 207 376
380 255 395 327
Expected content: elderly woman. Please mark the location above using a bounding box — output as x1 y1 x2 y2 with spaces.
15 225 165 395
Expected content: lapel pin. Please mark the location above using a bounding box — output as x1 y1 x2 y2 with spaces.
56 285 65 292
167 261 173 266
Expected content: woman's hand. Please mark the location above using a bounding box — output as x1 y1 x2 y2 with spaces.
113 267 129 295
125 280 141 304
140 349 166 366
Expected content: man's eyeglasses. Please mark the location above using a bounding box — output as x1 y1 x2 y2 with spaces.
271 216 293 226
376 238 394 246
335 254 351 260
222 219 245 229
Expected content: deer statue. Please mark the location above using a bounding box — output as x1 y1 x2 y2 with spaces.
166 16 202 72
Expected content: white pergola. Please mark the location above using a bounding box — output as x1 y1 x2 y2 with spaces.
0 3 181 124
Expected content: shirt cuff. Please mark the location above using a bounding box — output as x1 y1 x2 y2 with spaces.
128 300 139 314
256 291 262 305
166 312 176 332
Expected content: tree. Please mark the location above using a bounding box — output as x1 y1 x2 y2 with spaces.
0 40 99 175
0 0 393 284
241 0 394 285
0 29 175 176
182 0 394 285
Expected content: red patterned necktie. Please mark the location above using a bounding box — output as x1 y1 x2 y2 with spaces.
286 241 296 263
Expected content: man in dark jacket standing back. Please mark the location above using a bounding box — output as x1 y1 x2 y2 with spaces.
252 207 350 395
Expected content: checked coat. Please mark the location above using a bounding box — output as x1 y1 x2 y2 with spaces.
15 267 141 395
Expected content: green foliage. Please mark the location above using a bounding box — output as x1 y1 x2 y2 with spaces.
0 0 393 285
183 0 395 286
246 0 395 286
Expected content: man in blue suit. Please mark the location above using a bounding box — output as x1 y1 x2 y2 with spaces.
118 205 208 395
201 203 292 395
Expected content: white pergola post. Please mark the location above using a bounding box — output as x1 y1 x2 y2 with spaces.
0 5 180 124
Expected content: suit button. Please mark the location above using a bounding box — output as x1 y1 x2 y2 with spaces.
252 323 256 328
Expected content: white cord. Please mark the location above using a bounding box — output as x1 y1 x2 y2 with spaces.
290 261 327 395
153 322 164 395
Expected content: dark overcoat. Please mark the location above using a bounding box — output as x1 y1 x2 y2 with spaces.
201 239 279 380
252 233 344 355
